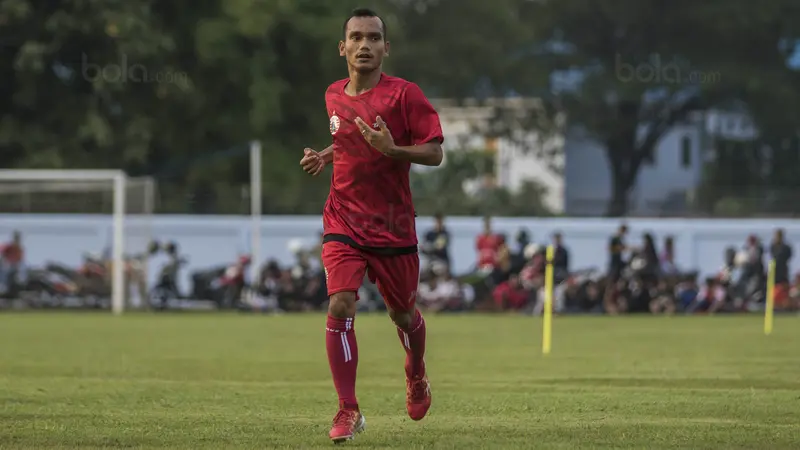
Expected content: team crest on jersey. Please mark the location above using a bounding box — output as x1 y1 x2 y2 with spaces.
329 113 340 135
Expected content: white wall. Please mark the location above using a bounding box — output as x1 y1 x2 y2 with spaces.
496 132 565 213
563 131 611 216
564 124 704 216
1 214 797 290
634 123 704 213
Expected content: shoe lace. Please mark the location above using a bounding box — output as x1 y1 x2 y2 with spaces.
333 409 355 428
408 379 429 401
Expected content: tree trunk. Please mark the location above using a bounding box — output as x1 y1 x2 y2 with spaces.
606 169 633 217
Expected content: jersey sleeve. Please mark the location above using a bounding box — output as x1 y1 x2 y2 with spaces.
403 83 444 145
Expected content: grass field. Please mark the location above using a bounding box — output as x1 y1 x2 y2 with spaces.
1 312 799 449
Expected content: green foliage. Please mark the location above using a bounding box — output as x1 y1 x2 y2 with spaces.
695 138 800 217
525 0 800 216
411 151 552 216
2 0 800 215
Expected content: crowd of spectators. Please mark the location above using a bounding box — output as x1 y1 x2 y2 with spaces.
1 218 798 314
415 217 799 316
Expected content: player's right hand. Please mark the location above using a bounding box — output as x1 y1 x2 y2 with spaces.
300 148 325 176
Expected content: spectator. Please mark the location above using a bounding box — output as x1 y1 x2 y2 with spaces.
770 228 792 310
736 235 765 308
789 273 800 311
675 274 700 311
742 234 765 281
418 270 463 312
475 215 503 273
422 213 451 269
578 278 604 313
510 228 530 274
491 235 513 285
649 279 676 315
639 233 660 285
687 277 727 314
492 273 529 311
551 232 569 284
603 224 628 315
660 236 678 276
0 231 24 286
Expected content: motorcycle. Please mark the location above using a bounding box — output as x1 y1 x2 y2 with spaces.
190 255 251 309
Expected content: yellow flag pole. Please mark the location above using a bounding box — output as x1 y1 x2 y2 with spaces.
542 245 555 355
764 258 776 335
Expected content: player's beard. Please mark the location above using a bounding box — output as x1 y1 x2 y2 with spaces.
352 62 380 75
354 65 379 75
349 54 382 75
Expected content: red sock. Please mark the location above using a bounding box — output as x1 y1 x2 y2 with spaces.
396 309 427 379
326 315 358 410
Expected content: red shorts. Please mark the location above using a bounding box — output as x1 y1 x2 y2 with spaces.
322 241 420 312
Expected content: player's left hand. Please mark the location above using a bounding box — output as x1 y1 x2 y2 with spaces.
355 116 395 156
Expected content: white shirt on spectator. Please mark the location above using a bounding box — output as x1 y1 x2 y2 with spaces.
419 279 461 305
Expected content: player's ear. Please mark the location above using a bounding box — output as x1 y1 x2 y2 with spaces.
384 41 390 56
338 40 345 57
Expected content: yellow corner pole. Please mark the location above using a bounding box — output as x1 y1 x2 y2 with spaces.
542 245 555 355
764 258 776 335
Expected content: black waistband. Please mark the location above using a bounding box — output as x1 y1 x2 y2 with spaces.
323 234 418 256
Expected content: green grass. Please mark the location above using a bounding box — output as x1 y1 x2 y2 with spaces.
1 313 799 449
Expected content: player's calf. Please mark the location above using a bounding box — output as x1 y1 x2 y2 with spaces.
392 308 432 421
325 291 360 426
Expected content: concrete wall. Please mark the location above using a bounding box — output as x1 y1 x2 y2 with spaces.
1 214 798 290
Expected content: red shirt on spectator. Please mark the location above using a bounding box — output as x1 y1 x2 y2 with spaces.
0 243 22 264
493 279 529 310
476 233 502 269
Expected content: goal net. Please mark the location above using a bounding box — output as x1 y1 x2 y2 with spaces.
0 170 156 314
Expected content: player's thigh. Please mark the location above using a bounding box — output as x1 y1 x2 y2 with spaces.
367 252 420 313
321 241 367 297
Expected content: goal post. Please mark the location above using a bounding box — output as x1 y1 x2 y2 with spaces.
0 169 155 315
250 141 262 287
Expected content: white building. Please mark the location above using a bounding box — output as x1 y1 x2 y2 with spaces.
565 108 758 216
428 96 757 217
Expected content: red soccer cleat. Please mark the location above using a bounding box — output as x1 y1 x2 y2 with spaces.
329 408 366 443
406 375 432 421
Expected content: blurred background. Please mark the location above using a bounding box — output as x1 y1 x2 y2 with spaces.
1 0 799 315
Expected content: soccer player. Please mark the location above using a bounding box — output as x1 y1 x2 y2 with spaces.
299 7 444 444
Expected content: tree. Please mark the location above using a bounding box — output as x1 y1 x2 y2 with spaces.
411 150 553 216
526 0 800 216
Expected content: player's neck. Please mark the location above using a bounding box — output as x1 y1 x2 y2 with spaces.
345 69 382 96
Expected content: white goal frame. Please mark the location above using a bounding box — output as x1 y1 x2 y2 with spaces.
0 169 127 315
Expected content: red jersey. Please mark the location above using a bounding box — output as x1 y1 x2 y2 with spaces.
323 74 443 248
476 233 502 269
0 243 22 264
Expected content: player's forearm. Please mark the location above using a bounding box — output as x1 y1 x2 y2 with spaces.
386 143 443 166
319 145 334 164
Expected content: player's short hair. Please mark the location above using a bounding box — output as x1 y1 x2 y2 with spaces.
343 8 387 40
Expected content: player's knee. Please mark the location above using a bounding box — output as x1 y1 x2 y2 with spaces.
328 291 357 318
389 308 414 330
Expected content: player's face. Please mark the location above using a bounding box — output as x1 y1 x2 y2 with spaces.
339 17 389 73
